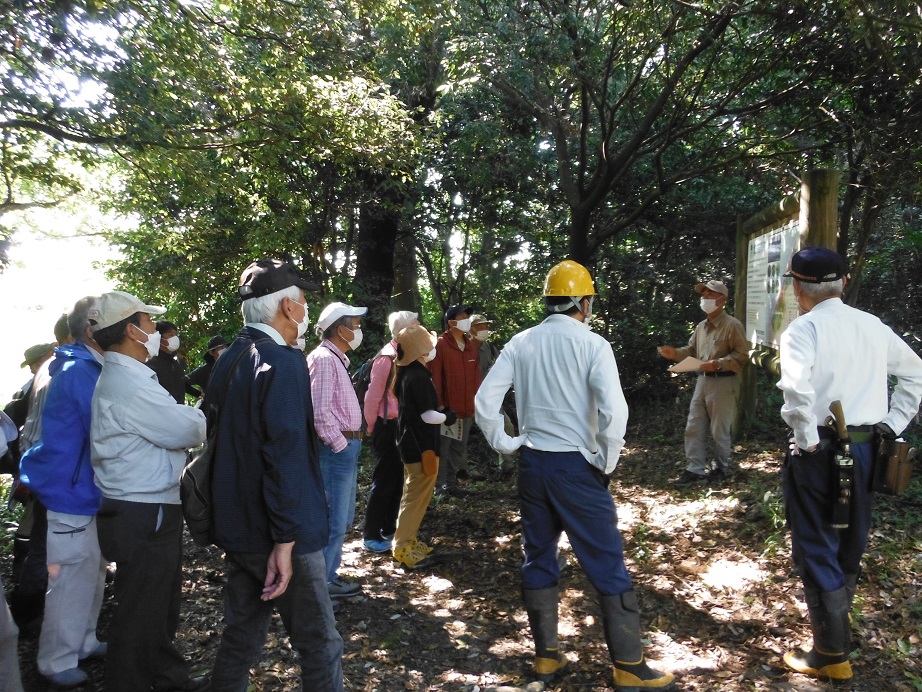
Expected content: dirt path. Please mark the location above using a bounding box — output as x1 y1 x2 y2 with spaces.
12 432 921 691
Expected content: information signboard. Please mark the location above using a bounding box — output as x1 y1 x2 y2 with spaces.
746 219 801 348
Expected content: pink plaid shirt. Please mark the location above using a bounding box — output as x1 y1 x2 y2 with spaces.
306 340 361 452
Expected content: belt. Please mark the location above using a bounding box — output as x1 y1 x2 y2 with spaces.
700 371 736 378
818 425 874 443
342 430 364 440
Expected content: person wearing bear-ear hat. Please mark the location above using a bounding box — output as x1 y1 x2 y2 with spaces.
390 325 455 569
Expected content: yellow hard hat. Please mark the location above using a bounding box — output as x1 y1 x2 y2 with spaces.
543 260 596 297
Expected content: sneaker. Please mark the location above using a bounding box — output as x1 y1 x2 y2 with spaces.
457 468 485 481
674 470 707 487
152 676 211 692
363 538 393 553
44 668 89 689
328 578 362 599
435 484 467 498
415 540 434 556
707 468 729 485
80 641 107 660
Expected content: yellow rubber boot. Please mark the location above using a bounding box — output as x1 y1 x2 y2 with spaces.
783 647 852 680
612 658 675 690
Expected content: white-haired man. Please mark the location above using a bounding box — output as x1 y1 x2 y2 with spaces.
207 259 343 690
778 247 922 681
362 310 420 553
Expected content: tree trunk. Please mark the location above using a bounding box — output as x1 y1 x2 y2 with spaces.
568 208 592 266
392 228 420 314
354 190 400 347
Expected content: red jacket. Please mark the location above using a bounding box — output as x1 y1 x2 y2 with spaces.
428 331 481 418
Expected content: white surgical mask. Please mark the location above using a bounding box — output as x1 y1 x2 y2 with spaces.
290 300 309 338
424 347 437 362
453 318 472 332
343 326 363 350
131 324 161 360
474 330 492 342
700 298 718 314
294 338 306 351
165 335 180 353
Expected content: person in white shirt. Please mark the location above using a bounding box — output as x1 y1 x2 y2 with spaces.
89 291 208 692
778 247 922 681
475 260 674 690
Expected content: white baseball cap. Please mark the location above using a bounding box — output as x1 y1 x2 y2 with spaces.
89 291 167 332
316 302 368 332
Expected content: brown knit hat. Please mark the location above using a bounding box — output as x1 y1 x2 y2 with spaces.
396 326 437 366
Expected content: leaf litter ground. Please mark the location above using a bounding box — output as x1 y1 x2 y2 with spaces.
11 424 922 691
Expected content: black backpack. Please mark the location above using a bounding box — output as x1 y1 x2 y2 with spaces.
352 349 396 433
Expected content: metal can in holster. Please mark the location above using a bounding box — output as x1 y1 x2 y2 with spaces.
873 433 916 496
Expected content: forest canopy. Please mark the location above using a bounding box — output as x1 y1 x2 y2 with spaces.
2 0 921 396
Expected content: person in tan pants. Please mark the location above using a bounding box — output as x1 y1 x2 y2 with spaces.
392 326 457 569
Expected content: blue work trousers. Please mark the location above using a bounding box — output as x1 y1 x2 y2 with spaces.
518 448 632 595
783 439 874 593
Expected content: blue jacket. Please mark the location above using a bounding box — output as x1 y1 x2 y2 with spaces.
20 342 103 515
207 327 327 555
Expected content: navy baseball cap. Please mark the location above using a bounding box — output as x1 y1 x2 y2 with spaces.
238 259 319 301
444 304 474 323
783 247 847 283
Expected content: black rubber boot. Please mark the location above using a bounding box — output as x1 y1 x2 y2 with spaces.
784 587 852 680
600 591 675 690
523 587 567 682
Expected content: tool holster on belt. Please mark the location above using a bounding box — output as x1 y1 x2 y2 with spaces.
874 425 916 496
823 400 853 529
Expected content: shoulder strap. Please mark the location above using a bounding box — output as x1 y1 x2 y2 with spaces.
207 336 269 431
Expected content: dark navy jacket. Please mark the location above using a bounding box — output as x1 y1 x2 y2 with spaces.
207 327 327 555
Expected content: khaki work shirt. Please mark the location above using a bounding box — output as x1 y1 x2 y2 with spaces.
675 311 748 374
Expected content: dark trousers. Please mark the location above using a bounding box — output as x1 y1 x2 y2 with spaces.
518 448 632 595
15 498 47 592
211 550 344 692
362 419 403 541
783 440 874 593
96 499 188 692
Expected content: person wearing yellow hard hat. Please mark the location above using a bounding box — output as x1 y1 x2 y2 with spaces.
475 260 674 690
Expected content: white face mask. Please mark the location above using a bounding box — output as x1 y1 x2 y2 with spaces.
131 324 161 360
474 330 492 342
165 335 180 353
700 298 718 314
294 338 306 351
290 300 309 338
453 318 472 333
342 326 363 350
424 347 437 362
